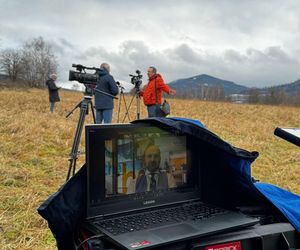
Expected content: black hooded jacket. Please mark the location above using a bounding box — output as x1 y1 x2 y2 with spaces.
46 79 60 102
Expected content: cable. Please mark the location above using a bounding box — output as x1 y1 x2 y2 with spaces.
75 233 104 250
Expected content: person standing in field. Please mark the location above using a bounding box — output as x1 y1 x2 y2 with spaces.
94 63 119 123
139 66 176 117
46 73 60 113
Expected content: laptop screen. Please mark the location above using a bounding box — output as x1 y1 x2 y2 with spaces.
86 124 200 218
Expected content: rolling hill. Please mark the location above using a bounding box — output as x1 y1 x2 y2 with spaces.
168 74 300 98
261 79 300 95
168 74 249 96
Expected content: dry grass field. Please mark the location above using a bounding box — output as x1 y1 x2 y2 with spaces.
0 88 299 249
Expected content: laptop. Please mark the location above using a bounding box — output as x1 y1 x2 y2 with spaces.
85 123 259 249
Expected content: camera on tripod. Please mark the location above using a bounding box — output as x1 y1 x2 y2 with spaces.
66 64 118 181
69 64 102 95
129 70 143 91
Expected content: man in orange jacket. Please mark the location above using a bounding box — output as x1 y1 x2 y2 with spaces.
140 66 176 117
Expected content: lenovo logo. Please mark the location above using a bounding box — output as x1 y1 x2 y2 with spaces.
143 200 155 205
205 241 241 250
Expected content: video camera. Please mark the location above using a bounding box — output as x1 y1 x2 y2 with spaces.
129 70 143 91
69 64 103 96
69 64 101 85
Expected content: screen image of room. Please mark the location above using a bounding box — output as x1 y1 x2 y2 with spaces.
104 132 187 196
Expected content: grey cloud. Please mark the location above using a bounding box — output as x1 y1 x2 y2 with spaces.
172 44 203 65
48 38 76 56
245 47 297 65
2 0 300 87
54 40 300 87
265 46 296 64
120 41 150 61
246 48 268 62
224 50 247 63
59 38 75 50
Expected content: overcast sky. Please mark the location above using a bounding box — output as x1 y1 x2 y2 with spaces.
1 0 300 88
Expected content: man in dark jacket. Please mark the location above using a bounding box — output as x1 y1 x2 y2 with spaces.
46 74 60 113
94 63 119 123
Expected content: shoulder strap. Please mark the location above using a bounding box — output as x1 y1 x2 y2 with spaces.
154 77 158 105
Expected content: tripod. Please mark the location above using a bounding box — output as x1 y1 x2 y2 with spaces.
66 88 118 181
117 84 131 123
120 88 141 123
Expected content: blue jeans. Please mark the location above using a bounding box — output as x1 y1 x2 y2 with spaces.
50 102 55 113
96 109 113 124
147 105 157 117
147 105 163 117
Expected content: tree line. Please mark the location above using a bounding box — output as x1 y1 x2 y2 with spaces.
0 36 57 88
172 84 300 106
172 85 226 101
248 87 300 106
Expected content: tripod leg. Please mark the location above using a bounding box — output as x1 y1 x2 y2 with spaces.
72 158 77 176
117 91 122 123
122 94 135 123
90 101 96 123
122 93 131 121
67 157 77 181
66 101 81 118
66 159 73 181
66 100 88 181
136 94 141 120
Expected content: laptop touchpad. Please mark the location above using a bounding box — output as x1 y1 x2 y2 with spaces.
150 223 197 240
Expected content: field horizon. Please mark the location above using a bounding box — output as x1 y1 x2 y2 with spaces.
0 88 299 249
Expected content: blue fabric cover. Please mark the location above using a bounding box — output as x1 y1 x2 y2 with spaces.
254 182 300 233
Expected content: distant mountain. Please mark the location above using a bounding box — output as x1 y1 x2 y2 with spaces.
168 74 249 96
168 74 300 98
261 79 300 95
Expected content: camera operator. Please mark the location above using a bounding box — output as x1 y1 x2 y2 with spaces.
140 66 176 117
94 63 119 123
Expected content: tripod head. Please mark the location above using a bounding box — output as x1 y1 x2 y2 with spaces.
129 70 143 93
83 84 96 97
116 81 125 91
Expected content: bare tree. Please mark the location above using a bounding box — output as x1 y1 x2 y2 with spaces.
265 88 288 105
20 37 58 87
248 88 260 103
0 48 23 81
204 85 225 101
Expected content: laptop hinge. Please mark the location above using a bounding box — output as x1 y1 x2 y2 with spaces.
87 214 104 221
98 198 201 218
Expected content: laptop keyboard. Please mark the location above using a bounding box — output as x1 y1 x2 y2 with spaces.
95 202 227 235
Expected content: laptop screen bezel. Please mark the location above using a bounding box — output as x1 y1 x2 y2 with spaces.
86 123 201 219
